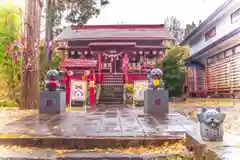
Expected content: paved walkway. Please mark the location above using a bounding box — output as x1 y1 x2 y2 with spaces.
0 107 186 138
0 105 240 159
0 106 189 159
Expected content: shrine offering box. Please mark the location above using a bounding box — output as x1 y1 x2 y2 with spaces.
39 91 66 114
144 89 169 116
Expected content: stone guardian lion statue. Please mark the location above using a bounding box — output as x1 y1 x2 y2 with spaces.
197 108 225 141
147 68 164 90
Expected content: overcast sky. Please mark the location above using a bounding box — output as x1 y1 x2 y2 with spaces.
87 0 227 27
3 0 228 38
7 0 227 27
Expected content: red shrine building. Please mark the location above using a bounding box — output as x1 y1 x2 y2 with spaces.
55 24 174 104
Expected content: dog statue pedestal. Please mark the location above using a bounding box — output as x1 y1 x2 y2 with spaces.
144 89 169 116
39 91 66 114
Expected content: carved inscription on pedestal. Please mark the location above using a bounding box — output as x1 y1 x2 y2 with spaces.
44 98 57 107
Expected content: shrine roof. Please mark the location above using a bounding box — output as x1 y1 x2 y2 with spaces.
60 59 97 68
55 24 174 41
88 42 136 46
135 45 165 49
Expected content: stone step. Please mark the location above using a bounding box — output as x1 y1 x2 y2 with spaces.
101 86 123 90
100 90 123 93
100 94 123 98
99 99 123 102
98 101 123 104
99 84 124 105
99 98 123 101
0 152 181 160
103 76 123 79
0 137 183 149
103 79 123 81
103 74 123 77
102 84 123 86
101 89 123 92
102 82 124 85
103 78 123 80
100 92 122 94
103 79 123 82
0 146 185 160
99 95 123 100
99 96 123 98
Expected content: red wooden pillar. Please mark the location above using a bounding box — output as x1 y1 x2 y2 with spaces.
66 75 71 105
124 53 129 83
89 70 95 107
97 52 101 84
194 67 197 92
144 54 147 69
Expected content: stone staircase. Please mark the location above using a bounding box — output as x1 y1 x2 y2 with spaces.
99 85 124 104
102 74 124 85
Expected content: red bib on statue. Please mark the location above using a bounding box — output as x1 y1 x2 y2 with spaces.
49 81 57 88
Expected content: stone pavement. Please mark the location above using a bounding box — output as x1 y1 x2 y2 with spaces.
0 106 186 138
0 106 191 159
0 105 239 159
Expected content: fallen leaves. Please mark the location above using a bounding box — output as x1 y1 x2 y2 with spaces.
0 145 37 153
81 140 192 156
0 140 193 158
0 134 27 138
55 149 76 154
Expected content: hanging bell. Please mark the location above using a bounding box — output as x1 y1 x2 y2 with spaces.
111 57 114 61
116 56 119 60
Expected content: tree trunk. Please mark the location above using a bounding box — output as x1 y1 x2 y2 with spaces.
20 0 43 110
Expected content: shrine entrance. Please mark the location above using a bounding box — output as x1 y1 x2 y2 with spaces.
102 51 123 74
112 57 122 73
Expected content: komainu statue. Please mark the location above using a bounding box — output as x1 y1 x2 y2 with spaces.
197 108 225 141
44 69 65 91
147 68 164 90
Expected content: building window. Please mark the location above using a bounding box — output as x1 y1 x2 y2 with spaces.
218 52 224 60
235 45 240 54
207 57 213 64
205 27 216 41
213 55 218 62
225 49 233 57
231 8 240 24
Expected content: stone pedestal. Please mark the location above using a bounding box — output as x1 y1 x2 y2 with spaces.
40 91 66 114
144 89 169 116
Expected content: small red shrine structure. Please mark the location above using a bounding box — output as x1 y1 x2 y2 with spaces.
55 24 174 104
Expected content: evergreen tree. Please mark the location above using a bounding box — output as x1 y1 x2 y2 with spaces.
160 46 187 97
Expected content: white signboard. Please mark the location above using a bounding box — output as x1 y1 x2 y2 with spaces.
133 80 148 101
70 80 87 111
70 80 87 101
